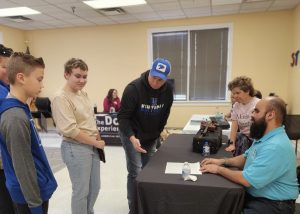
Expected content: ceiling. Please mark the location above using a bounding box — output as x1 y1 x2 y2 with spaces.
0 0 299 30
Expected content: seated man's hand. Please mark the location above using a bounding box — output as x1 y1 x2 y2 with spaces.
201 164 220 174
201 158 224 166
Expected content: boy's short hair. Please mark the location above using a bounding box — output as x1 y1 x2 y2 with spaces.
7 52 45 85
64 58 88 74
228 76 255 97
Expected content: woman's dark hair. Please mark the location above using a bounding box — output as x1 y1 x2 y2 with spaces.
228 76 255 97
107 89 116 103
254 90 262 99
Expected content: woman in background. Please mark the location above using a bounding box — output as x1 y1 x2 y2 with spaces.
29 97 42 131
52 58 105 214
225 76 260 156
103 88 121 113
224 93 236 121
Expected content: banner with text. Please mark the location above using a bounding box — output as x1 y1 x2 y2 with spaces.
96 113 121 145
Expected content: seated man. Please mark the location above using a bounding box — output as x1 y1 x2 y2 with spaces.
201 96 298 214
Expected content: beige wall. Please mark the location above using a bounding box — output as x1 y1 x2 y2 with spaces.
1 9 295 128
289 4 300 114
0 25 26 52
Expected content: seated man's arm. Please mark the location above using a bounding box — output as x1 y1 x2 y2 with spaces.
217 167 250 187
201 155 250 187
224 154 246 169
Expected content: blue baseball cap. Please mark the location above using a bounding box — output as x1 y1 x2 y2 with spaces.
149 58 171 81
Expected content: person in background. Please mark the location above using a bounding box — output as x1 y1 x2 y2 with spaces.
0 44 13 98
224 93 236 121
118 58 173 214
0 52 57 214
201 96 298 214
0 44 14 214
269 92 277 97
51 58 105 214
29 97 43 131
254 89 262 99
103 88 121 113
225 76 260 156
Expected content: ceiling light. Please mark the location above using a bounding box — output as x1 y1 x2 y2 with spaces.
5 16 32 23
0 7 40 17
212 0 243 6
245 0 268 2
98 8 126 16
83 0 146 9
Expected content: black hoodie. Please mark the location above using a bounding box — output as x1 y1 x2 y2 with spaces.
118 70 173 146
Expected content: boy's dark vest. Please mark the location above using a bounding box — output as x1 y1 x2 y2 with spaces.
0 98 57 204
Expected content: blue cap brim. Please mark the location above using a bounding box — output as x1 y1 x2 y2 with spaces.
150 70 167 81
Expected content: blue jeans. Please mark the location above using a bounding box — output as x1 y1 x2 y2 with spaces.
233 133 253 156
120 131 158 214
61 141 100 214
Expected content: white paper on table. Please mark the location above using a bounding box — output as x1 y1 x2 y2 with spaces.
165 162 202 175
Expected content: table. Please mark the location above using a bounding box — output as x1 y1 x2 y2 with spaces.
95 113 121 145
136 134 244 214
183 114 231 137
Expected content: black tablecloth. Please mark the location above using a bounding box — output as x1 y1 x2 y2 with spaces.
136 134 245 214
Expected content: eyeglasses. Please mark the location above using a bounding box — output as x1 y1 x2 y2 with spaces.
0 45 13 57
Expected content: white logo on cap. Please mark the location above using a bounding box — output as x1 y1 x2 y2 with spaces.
156 63 167 73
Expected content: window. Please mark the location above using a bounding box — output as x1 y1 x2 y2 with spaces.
150 24 232 102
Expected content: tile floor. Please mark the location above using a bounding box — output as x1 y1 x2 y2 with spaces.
40 132 129 214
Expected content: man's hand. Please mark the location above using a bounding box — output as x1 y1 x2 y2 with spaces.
130 136 147 153
201 164 220 174
201 158 224 166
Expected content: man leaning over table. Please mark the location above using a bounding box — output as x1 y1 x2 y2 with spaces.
118 58 173 214
201 96 298 214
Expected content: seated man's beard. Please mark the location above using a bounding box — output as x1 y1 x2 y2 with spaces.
250 117 267 140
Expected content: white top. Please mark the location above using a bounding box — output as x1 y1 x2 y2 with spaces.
231 97 260 136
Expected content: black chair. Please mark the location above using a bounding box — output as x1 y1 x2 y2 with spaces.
284 115 300 155
34 97 55 132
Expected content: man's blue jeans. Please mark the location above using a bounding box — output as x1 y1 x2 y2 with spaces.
120 131 158 214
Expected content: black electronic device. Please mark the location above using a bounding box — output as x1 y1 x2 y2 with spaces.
209 116 230 130
192 124 222 155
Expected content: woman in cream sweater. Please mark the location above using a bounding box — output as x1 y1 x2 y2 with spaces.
52 58 105 214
